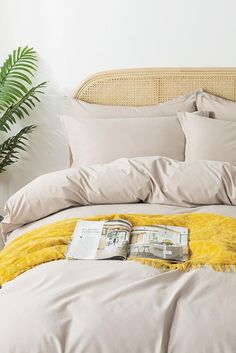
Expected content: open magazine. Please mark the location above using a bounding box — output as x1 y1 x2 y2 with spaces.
65 219 189 262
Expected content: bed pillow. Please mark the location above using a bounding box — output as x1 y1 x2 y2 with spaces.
65 90 197 119
62 110 208 167
62 115 185 165
178 113 236 163
196 90 236 121
2 156 236 240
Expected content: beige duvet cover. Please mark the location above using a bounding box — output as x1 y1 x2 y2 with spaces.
1 203 236 353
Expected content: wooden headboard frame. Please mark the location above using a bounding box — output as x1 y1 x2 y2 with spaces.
75 67 236 105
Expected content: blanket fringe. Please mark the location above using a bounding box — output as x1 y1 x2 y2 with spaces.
129 258 236 272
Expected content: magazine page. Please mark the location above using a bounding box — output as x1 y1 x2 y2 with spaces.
66 219 132 260
66 221 105 260
129 225 188 262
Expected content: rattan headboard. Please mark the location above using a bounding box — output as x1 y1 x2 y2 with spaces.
75 67 236 105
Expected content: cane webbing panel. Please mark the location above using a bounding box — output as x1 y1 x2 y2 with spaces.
75 68 236 106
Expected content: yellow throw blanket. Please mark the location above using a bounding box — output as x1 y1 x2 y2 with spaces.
1 213 236 286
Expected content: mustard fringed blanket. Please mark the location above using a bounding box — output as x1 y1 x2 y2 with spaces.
1 213 236 286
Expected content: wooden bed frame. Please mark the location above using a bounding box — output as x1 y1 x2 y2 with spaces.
75 67 236 105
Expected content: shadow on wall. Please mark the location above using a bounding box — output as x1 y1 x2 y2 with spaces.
0 58 70 214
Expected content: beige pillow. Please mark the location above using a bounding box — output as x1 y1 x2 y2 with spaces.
62 110 208 167
196 90 236 121
62 91 197 166
2 156 236 240
65 91 197 119
62 115 186 165
178 113 236 163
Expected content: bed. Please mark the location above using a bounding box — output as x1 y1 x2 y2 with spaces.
0 68 236 353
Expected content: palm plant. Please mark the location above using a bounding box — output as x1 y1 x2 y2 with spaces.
0 46 46 173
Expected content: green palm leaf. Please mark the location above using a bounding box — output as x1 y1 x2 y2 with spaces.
0 82 46 132
0 46 46 174
0 125 36 173
0 46 37 112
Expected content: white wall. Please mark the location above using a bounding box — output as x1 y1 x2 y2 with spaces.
0 0 236 214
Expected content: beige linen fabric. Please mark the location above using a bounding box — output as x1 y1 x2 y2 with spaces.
7 203 236 244
0 258 235 353
63 91 197 167
2 156 236 240
1 203 236 353
196 90 236 121
62 115 186 166
179 113 236 163
65 90 197 119
62 109 208 168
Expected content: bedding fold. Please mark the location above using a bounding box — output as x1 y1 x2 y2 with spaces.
2 156 236 240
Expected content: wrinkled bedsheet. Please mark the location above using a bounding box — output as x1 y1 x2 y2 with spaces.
1 203 236 353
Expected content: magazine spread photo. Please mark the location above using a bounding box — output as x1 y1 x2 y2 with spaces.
65 219 189 262
66 219 132 260
129 225 188 262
